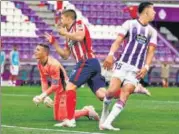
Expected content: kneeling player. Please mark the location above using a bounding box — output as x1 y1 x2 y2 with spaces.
32 44 99 126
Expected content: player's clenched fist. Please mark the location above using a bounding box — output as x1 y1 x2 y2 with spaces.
103 55 114 70
57 26 67 36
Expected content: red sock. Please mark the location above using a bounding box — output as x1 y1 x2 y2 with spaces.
114 89 121 99
74 110 89 120
66 90 76 120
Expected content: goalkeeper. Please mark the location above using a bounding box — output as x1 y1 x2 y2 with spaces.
33 44 99 122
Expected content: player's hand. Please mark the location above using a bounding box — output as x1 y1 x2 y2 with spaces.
103 55 114 70
58 26 67 36
44 32 56 44
136 67 147 79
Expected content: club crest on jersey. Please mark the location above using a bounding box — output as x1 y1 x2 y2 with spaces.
68 40 77 48
136 34 148 45
77 24 83 30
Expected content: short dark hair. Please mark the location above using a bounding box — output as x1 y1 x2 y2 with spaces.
38 44 50 54
138 2 153 14
61 9 77 20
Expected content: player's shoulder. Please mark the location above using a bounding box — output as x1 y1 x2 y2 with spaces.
122 19 136 27
48 56 61 66
125 19 136 24
76 20 86 27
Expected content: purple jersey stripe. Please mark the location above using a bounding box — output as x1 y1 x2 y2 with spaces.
122 27 137 63
137 36 151 69
131 28 145 66
137 45 147 69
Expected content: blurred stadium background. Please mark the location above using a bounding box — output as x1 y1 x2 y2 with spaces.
1 0 179 86
1 0 179 134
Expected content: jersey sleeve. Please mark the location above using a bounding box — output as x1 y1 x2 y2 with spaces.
149 28 157 47
38 64 48 92
44 65 61 95
76 20 85 32
118 20 130 37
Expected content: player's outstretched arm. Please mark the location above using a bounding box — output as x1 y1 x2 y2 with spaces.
44 32 71 60
145 45 156 68
103 35 124 70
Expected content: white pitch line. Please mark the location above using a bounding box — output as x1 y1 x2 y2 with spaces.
2 125 105 134
2 93 179 104
2 93 33 97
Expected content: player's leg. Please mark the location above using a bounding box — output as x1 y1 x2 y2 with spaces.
100 60 126 128
9 65 14 85
13 65 19 86
133 83 151 96
99 77 122 130
162 78 166 87
74 105 99 121
101 83 135 131
101 67 139 131
1 64 4 82
166 78 169 87
55 61 93 127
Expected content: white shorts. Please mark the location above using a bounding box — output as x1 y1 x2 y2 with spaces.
10 65 19 75
112 61 140 87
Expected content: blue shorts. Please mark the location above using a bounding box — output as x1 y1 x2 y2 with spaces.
69 58 106 93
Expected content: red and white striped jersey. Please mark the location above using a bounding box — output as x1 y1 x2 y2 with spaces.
65 20 95 62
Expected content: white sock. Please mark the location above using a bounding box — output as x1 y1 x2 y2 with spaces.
100 97 112 124
103 100 124 125
103 97 112 112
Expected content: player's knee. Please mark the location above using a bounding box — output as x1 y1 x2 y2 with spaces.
106 90 116 98
97 95 104 101
95 89 105 101
66 82 77 90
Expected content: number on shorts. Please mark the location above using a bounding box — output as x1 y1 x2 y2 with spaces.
115 62 122 70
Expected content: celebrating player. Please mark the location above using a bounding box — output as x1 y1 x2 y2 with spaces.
100 2 157 130
44 9 151 127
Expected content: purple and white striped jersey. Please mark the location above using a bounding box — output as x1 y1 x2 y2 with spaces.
118 19 157 69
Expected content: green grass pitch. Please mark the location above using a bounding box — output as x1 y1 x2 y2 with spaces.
1 86 179 134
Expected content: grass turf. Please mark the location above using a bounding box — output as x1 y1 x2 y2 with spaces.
1 86 179 134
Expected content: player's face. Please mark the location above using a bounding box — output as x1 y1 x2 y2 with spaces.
34 45 45 60
60 15 68 27
146 5 156 21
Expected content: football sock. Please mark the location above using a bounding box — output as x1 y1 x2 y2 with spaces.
66 90 76 120
104 99 125 125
